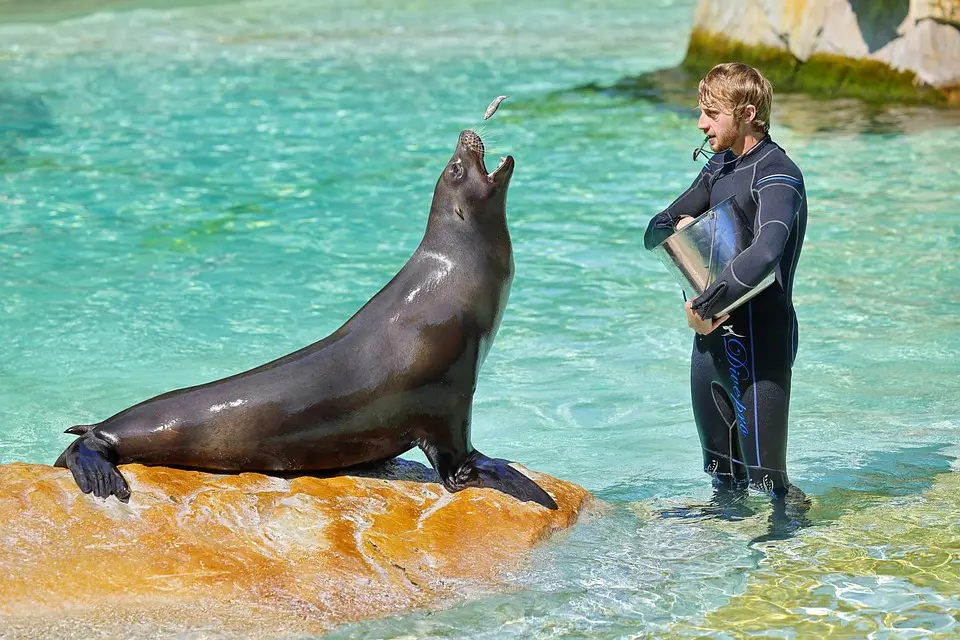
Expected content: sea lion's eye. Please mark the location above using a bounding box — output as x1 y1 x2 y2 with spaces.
449 158 464 180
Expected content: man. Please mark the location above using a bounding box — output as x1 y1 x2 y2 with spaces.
644 63 807 505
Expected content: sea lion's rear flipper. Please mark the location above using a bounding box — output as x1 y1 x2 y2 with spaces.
441 450 558 510
54 434 130 502
64 424 92 436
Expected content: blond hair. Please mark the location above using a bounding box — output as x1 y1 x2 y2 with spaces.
697 63 773 134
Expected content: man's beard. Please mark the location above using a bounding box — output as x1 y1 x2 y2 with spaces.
711 125 739 152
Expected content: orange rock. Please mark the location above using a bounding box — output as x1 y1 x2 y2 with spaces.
0 460 589 636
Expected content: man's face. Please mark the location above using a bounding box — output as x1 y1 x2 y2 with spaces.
697 104 739 152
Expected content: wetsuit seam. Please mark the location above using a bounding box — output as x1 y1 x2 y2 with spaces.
732 137 772 168
756 181 803 283
729 260 752 288
757 183 803 198
705 160 724 188
784 193 806 296
672 158 725 208
758 182 804 293
712 145 776 188
733 147 778 173
702 447 785 473
713 152 741 168
754 173 803 187
677 172 706 203
759 219 792 233
756 185 764 226
709 383 738 478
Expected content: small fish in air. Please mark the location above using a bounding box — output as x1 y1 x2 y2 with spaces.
483 95 509 120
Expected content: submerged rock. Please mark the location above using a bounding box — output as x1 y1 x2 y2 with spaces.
666 471 960 636
0 461 589 637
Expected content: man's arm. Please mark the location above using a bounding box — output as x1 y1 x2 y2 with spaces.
643 164 713 250
690 169 804 319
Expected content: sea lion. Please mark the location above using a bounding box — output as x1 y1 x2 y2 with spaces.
54 129 557 510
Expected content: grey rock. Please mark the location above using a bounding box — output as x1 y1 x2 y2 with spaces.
691 0 960 89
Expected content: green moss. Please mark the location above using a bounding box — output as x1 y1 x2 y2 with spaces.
682 29 799 84
680 28 949 106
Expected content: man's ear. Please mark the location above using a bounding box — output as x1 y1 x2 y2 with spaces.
742 104 757 124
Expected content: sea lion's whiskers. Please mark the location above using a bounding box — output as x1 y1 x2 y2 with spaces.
473 131 501 145
475 134 504 152
471 133 504 154
471 128 503 147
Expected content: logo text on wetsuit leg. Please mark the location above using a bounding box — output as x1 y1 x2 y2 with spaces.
722 325 751 437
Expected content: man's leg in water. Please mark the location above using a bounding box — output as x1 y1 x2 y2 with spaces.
734 366 811 540
706 301 810 538
656 348 751 521
691 341 748 490
735 374 792 493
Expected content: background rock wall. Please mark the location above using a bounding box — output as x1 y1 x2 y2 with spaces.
690 0 960 102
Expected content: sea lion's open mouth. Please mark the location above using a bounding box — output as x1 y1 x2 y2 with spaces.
488 154 514 182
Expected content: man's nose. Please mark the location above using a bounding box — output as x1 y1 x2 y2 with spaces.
697 114 710 132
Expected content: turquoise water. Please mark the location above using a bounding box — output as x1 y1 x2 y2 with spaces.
2 0 960 636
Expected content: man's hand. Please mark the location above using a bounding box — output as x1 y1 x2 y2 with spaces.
676 216 696 230
685 300 729 335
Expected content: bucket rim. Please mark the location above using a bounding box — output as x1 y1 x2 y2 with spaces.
651 196 738 251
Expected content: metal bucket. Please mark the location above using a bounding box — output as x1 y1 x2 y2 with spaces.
650 197 774 317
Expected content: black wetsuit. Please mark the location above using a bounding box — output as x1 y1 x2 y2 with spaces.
644 136 807 493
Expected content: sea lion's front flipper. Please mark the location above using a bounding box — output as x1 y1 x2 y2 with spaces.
417 388 557 510
461 452 558 510
433 449 558 510
55 435 130 502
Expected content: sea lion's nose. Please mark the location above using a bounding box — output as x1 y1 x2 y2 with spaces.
459 130 484 155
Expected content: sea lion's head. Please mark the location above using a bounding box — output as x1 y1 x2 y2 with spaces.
430 130 514 224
